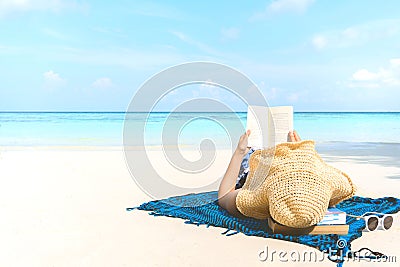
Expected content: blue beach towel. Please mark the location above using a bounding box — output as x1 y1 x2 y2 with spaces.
127 191 400 266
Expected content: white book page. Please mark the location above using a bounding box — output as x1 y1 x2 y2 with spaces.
246 105 269 148
269 106 293 145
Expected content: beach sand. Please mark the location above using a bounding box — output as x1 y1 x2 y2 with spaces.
0 144 399 267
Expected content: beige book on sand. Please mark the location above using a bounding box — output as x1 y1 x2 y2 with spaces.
267 217 349 235
246 105 293 149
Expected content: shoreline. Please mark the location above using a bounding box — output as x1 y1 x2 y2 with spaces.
1 139 400 148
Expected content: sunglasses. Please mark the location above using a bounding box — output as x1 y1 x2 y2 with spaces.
348 212 394 232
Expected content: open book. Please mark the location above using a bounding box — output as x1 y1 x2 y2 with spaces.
246 105 293 148
317 207 347 225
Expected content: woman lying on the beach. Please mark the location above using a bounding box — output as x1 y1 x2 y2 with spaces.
218 130 356 228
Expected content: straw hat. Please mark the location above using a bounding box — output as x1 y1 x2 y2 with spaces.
236 140 356 228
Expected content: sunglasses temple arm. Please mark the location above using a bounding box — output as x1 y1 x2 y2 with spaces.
347 212 393 218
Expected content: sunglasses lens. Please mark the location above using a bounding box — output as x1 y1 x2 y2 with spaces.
367 217 378 231
383 216 393 230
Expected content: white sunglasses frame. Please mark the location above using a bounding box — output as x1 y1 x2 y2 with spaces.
347 212 394 232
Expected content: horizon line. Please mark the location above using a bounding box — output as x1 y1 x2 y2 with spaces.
1 110 400 113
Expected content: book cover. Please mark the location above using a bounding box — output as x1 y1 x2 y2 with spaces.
267 217 349 235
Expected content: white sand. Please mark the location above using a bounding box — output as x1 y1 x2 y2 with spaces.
0 147 399 267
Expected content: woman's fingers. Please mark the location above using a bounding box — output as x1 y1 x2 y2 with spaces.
288 131 295 142
237 130 251 154
240 133 247 142
293 130 301 142
238 133 247 150
245 130 251 150
288 130 301 142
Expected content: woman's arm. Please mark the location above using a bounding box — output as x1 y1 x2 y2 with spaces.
218 130 250 216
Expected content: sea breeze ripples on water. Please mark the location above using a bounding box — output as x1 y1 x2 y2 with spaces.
0 112 399 146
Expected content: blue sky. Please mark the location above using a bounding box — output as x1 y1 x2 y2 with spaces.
1 0 400 111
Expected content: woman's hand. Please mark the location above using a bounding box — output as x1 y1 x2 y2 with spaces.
236 130 251 156
288 130 301 142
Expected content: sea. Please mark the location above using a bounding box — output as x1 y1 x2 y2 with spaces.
0 112 399 147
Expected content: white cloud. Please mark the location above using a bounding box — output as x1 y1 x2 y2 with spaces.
347 58 400 88
352 69 380 81
221 27 240 40
268 0 315 13
0 0 84 17
43 70 66 90
92 77 113 89
390 58 400 68
287 92 299 102
130 2 183 20
0 0 32 13
197 81 221 99
311 35 327 50
250 0 315 20
268 87 278 100
311 19 400 50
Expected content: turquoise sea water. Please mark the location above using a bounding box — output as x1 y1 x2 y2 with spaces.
0 112 399 146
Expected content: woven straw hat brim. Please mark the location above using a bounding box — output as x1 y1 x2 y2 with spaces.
236 140 356 228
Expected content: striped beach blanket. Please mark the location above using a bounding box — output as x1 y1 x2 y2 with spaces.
128 191 400 267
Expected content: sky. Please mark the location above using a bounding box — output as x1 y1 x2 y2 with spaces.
1 0 400 111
